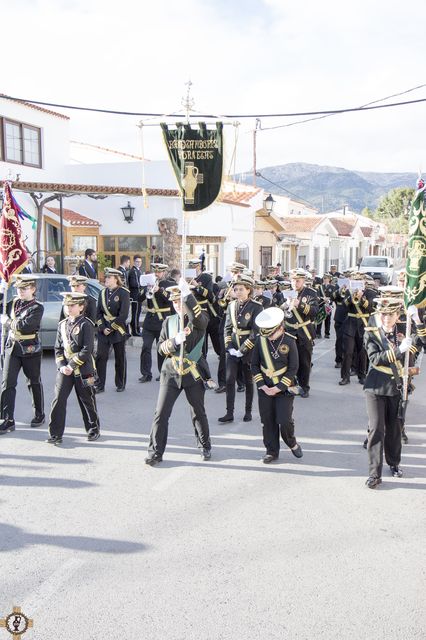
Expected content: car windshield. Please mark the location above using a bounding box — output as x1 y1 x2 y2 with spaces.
361 257 388 268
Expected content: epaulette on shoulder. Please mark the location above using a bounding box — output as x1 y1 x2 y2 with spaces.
84 317 95 327
364 326 380 332
120 286 130 293
58 318 67 326
252 298 263 306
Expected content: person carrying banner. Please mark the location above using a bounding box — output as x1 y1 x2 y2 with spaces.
145 280 211 465
283 269 319 398
95 268 130 393
219 274 262 423
0 275 45 433
47 292 100 444
252 307 303 463
139 263 175 383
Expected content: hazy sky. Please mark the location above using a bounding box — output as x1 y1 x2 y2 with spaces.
3 0 426 175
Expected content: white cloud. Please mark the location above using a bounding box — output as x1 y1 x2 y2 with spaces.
2 0 426 174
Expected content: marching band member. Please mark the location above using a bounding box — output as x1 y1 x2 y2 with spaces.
283 269 319 398
252 307 303 464
219 274 262 423
60 275 97 323
145 279 211 465
0 275 44 433
47 292 100 444
139 263 174 383
95 268 130 393
364 298 413 488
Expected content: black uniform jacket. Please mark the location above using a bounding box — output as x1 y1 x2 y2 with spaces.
117 266 129 288
192 272 216 318
60 295 97 324
332 286 348 323
283 286 319 343
343 288 375 337
128 266 142 299
252 331 299 393
5 298 44 356
140 278 175 331
55 315 96 377
96 286 130 343
363 324 409 396
158 294 208 387
224 298 263 361
254 294 272 309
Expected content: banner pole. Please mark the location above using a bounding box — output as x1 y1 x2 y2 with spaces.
178 204 187 388
0 283 8 370
402 313 412 402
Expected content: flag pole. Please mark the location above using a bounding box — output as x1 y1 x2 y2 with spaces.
402 313 412 402
0 282 8 369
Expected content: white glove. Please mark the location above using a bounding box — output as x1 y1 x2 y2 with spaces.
228 348 239 357
174 330 187 345
235 350 243 358
407 305 421 324
178 277 191 299
0 314 9 325
399 337 413 353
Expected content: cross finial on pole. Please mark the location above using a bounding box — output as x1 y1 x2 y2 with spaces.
182 80 195 123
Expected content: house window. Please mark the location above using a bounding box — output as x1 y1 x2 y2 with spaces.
2 118 42 167
260 246 272 276
71 236 97 253
235 244 249 267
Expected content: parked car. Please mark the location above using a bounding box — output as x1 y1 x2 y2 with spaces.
1 274 103 348
358 256 394 285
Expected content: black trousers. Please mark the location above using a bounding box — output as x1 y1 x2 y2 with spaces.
225 354 253 414
0 352 44 420
95 336 127 389
148 373 211 455
334 320 344 363
258 389 296 455
324 313 331 336
130 298 141 335
203 315 221 358
296 340 313 391
341 332 367 380
365 392 401 478
140 327 164 377
49 373 100 437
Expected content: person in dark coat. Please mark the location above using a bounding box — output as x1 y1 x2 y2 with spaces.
95 268 130 392
78 249 98 279
0 275 44 433
252 307 302 463
41 256 57 274
128 255 143 336
47 292 100 444
145 279 211 465
117 255 130 288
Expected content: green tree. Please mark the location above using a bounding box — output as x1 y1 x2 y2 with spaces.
374 187 414 233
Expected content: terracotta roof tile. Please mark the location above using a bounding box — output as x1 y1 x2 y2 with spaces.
11 181 179 197
45 207 100 227
328 217 356 236
280 216 323 233
360 226 373 237
0 94 70 120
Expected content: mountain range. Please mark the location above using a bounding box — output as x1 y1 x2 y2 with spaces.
236 163 417 213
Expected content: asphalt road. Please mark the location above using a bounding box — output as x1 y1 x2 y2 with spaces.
0 335 425 640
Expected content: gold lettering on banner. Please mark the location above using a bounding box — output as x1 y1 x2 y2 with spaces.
181 163 204 204
408 239 426 271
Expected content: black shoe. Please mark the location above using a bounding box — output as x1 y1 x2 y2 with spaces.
155 376 160 382
201 448 211 460
334 362 342 369
401 429 408 444
0 419 15 434
299 389 309 398
31 414 45 428
243 412 252 422
87 429 100 441
215 385 226 394
145 453 163 466
262 453 278 464
218 413 234 423
363 437 368 449
116 387 125 392
350 368 357 376
291 444 303 458
339 378 350 386
390 465 403 477
46 435 62 444
316 334 322 339
358 376 366 385
325 334 330 339
139 375 152 383
237 385 245 392
95 386 105 394
365 476 382 489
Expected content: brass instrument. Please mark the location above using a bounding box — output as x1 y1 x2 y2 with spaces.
145 278 159 299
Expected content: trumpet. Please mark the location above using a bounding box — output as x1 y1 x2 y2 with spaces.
146 279 159 299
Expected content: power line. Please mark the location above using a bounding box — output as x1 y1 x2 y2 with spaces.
2 93 426 119
255 172 318 209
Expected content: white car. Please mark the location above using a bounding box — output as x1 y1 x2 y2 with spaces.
359 256 394 285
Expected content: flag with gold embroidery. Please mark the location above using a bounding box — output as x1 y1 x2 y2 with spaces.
161 122 223 212
0 182 29 283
